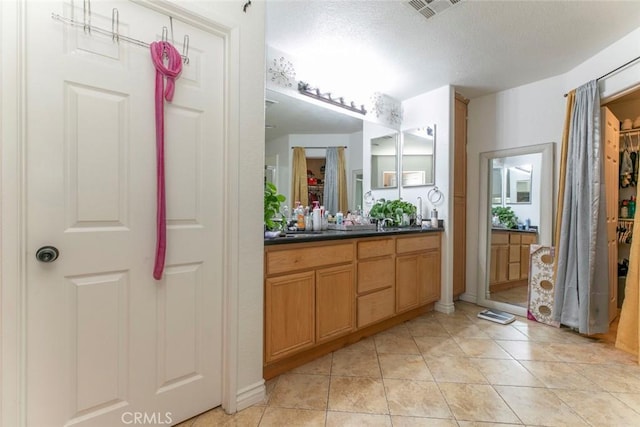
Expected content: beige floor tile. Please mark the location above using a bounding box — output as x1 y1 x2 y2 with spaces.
611 392 640 413
406 318 451 337
471 359 543 387
268 373 330 410
414 336 466 357
442 324 492 339
424 356 488 384
331 348 381 377
477 324 528 340
192 406 265 427
554 389 640 426
342 336 376 352
259 407 325 427
544 343 613 364
495 339 560 361
378 353 433 380
572 362 640 393
375 323 412 338
173 418 195 427
494 385 587 426
457 422 522 427
384 379 452 418
290 353 333 375
374 334 420 354
264 377 278 404
455 338 514 359
512 325 569 342
325 411 392 426
438 383 520 424
519 360 599 390
391 415 458 426
328 376 389 414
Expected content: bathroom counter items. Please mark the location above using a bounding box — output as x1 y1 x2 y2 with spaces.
263 231 442 378
264 226 443 246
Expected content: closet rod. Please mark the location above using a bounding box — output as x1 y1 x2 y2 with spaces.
291 146 348 149
563 53 640 97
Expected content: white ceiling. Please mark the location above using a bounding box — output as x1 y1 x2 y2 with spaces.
266 0 640 101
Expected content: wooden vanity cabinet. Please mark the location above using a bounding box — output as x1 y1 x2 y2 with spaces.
264 232 442 377
395 234 441 313
489 230 537 291
356 238 395 327
264 242 355 364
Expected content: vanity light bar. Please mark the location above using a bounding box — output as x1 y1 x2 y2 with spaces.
297 82 367 115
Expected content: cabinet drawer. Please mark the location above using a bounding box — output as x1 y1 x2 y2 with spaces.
358 257 394 294
491 232 509 245
358 238 394 259
266 243 353 276
396 234 440 254
521 233 537 244
357 287 395 328
509 233 521 244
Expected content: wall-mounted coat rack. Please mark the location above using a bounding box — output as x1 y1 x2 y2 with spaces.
51 0 190 64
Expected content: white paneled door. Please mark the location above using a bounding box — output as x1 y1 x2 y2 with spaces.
25 2 225 425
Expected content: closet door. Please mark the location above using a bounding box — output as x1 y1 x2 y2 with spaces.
602 107 619 323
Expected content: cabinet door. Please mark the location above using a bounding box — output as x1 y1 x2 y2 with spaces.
396 255 420 312
495 245 509 283
316 265 355 343
265 271 315 363
520 244 531 279
419 251 441 305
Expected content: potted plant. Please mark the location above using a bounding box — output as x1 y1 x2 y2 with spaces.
264 182 286 237
369 199 417 226
491 206 518 229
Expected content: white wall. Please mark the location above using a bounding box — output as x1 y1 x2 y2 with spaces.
466 26 640 302
265 135 290 199
402 85 455 313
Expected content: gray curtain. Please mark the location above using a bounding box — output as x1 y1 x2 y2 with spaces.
324 147 339 214
553 80 609 334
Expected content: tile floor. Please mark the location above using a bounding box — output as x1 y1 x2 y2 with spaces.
176 301 640 426
490 285 529 308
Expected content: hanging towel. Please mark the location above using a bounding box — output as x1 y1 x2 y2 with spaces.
150 41 182 280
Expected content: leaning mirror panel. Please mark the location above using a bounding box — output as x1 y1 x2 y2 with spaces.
401 126 435 187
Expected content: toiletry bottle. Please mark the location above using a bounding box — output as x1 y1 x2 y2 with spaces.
430 208 438 228
295 201 305 230
630 196 636 218
336 211 344 225
312 202 321 231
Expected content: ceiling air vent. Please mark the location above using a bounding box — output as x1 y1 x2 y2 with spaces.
407 0 465 21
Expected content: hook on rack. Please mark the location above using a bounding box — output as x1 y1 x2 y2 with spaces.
111 8 119 42
83 0 92 34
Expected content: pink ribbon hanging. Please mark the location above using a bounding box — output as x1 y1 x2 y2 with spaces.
150 41 182 280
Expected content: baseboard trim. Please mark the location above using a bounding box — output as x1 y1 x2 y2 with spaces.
235 380 265 412
435 301 456 314
459 293 477 304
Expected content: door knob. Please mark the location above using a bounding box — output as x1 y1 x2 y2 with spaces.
36 246 59 263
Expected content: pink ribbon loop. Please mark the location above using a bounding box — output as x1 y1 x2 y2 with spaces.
150 41 182 280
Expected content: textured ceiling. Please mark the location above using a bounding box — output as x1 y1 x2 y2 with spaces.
266 0 640 101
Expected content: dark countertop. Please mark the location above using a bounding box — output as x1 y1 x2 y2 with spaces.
491 227 538 234
264 227 444 246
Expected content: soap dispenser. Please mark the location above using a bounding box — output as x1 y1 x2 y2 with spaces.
312 201 321 231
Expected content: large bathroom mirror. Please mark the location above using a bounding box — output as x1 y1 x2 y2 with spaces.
264 88 363 210
370 132 399 189
401 125 435 187
478 143 554 316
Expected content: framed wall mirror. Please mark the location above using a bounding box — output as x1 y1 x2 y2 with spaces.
478 143 554 316
370 132 399 189
401 125 435 187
